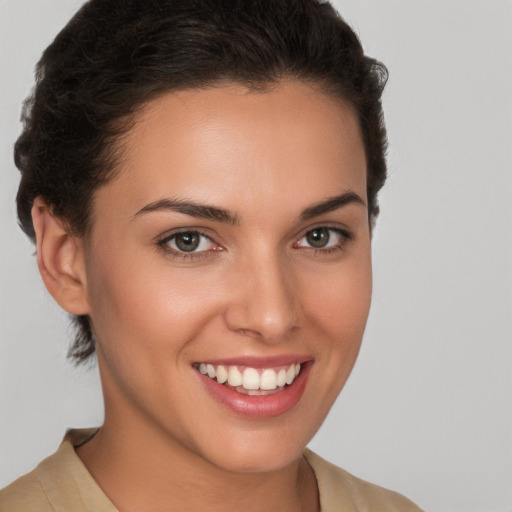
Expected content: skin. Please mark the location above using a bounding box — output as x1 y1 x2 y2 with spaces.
32 80 372 511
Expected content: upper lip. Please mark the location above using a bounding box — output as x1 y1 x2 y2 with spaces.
194 355 312 368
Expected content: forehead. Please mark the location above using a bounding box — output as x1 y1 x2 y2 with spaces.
94 80 367 223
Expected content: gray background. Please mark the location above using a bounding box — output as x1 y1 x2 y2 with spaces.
1 1 511 511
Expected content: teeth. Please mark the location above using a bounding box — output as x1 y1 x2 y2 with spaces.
227 366 243 387
242 368 260 390
216 365 228 384
276 368 287 387
260 369 277 390
198 362 302 392
285 365 296 385
207 364 216 379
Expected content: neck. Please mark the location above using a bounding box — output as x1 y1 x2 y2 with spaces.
76 415 319 512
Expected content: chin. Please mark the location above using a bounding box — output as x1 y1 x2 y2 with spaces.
187 420 316 474
209 442 304 474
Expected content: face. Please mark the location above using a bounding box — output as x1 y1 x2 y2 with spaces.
83 80 371 472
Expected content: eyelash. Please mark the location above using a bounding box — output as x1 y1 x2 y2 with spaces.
156 226 353 260
295 227 353 255
157 230 220 261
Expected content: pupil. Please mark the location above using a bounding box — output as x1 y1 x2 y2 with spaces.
176 232 200 252
307 228 329 248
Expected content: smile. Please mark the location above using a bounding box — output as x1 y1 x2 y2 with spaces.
194 358 312 418
197 363 301 395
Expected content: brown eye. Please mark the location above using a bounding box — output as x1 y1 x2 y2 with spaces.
305 228 330 248
174 232 200 252
295 226 352 253
161 230 218 254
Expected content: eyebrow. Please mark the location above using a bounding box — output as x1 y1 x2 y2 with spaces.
299 191 366 221
133 190 365 225
133 198 240 225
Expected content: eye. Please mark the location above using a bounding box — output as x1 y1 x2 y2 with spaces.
295 227 351 251
158 230 219 255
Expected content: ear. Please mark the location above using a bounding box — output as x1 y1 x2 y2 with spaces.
31 197 90 316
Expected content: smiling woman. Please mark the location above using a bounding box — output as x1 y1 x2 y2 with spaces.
0 1 424 511
70 83 373 480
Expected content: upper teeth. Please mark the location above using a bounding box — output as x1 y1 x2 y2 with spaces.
198 363 301 391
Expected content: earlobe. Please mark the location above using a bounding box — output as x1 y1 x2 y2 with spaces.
31 197 90 316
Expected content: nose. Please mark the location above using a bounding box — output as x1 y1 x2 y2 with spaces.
223 253 301 343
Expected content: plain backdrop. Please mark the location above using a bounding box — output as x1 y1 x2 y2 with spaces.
1 1 511 511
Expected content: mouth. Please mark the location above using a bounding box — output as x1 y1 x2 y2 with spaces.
193 357 313 418
195 362 302 395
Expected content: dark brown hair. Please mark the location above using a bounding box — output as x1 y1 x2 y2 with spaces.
15 0 388 363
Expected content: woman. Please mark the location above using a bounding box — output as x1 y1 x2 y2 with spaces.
1 0 423 510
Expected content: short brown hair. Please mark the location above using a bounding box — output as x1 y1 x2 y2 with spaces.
15 0 388 363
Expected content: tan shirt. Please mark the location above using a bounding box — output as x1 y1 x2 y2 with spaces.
0 429 423 511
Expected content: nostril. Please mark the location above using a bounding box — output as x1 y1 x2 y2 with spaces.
237 328 263 338
222 264 301 342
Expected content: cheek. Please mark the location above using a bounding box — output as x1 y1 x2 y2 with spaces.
304 248 372 390
309 252 372 338
291 250 372 426
85 249 224 363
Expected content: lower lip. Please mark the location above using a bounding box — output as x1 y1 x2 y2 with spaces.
197 363 312 419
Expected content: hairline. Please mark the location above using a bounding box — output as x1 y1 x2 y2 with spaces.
80 75 365 243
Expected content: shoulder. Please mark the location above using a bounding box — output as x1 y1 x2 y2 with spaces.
0 428 112 512
0 464 54 512
304 449 424 512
